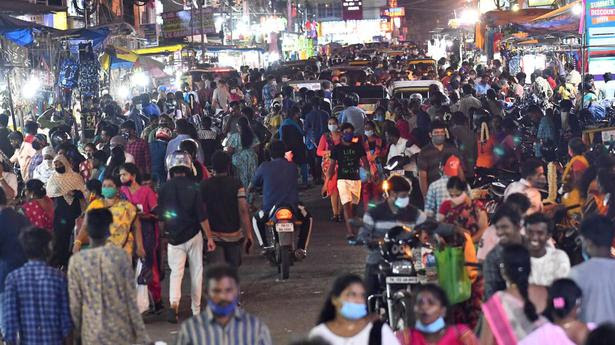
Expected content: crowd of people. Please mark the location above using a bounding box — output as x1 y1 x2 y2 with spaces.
0 48 614 345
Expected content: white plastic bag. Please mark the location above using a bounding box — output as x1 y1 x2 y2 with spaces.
135 259 149 313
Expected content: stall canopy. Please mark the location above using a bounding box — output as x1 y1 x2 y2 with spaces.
483 8 552 26
519 1 582 33
101 45 169 79
0 14 59 46
133 44 186 56
55 27 111 48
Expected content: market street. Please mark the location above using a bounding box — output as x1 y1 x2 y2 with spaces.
144 187 365 344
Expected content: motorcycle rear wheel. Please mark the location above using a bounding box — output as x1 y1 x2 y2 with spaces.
279 245 291 280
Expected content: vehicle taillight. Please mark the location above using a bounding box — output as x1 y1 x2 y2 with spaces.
275 209 293 220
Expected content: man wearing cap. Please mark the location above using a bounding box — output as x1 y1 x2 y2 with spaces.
424 153 466 218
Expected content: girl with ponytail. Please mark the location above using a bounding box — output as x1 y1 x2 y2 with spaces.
479 244 548 345
520 279 594 345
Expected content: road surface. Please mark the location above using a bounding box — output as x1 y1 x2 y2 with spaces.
145 186 366 344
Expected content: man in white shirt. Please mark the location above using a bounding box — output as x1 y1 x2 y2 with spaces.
526 213 570 286
8 132 35 182
211 79 230 113
458 84 483 119
504 159 545 215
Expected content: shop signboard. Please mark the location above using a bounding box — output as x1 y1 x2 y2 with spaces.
142 24 158 47
342 0 363 20
381 7 405 17
161 9 216 39
585 0 615 76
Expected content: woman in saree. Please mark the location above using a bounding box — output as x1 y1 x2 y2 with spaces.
480 244 548 345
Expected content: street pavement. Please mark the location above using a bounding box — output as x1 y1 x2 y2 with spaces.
145 186 366 344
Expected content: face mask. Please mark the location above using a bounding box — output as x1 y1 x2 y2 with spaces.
45 159 53 168
342 133 354 142
122 180 132 187
122 132 130 140
328 124 338 132
101 186 118 199
208 298 238 317
432 134 446 145
339 301 367 320
365 130 374 137
376 115 384 122
415 316 446 334
582 245 591 261
394 196 410 208
55 166 66 174
450 193 467 205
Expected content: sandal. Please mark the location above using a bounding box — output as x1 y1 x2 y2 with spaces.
346 235 357 245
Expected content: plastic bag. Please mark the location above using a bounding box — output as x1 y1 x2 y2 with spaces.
435 246 471 304
135 259 149 313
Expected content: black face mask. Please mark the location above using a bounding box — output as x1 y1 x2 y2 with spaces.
122 180 132 187
55 166 66 174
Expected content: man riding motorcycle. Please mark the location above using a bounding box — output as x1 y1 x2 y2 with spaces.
249 140 312 258
358 175 427 297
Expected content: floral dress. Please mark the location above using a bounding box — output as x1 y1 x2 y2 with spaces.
21 197 54 232
87 199 137 255
438 199 486 329
227 132 259 201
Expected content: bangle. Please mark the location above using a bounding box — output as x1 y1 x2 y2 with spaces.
73 240 82 247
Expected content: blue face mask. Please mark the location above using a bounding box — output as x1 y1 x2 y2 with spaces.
208 298 238 317
582 248 591 261
394 196 410 208
342 133 354 142
376 115 384 122
415 316 446 334
340 302 367 320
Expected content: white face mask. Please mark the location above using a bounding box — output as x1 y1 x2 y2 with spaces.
365 130 374 137
328 124 338 132
45 159 53 168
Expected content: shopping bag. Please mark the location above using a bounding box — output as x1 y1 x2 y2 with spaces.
435 246 471 304
135 259 149 313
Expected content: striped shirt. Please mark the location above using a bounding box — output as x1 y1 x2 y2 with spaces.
176 307 272 345
358 201 426 264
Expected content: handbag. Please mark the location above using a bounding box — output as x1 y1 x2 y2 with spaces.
435 246 471 304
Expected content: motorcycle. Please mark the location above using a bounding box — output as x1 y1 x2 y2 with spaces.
254 205 305 280
368 224 437 331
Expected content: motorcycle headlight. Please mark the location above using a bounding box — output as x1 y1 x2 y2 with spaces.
391 260 414 275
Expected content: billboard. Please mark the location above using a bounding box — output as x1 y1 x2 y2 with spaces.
585 0 615 76
161 9 216 39
342 0 363 20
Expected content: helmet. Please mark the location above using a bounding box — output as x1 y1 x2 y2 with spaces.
165 150 193 171
347 92 360 106
50 130 71 149
155 127 172 141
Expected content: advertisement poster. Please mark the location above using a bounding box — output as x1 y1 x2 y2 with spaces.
161 9 216 39
586 0 615 76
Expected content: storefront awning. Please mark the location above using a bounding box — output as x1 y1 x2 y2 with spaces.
0 14 59 46
133 44 186 56
483 8 552 26
518 1 582 33
532 1 581 21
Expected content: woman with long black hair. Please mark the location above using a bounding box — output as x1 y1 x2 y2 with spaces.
480 244 548 345
309 274 399 345
224 116 258 201
520 278 593 345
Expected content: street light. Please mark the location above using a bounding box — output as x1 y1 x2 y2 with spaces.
459 8 479 25
572 4 582 16
22 76 40 100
